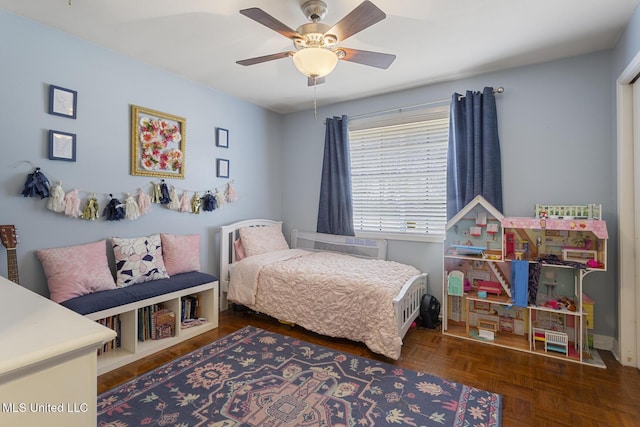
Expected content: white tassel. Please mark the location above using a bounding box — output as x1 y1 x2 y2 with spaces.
125 194 140 220
137 188 151 214
168 186 180 210
47 182 66 213
179 191 192 213
63 189 82 218
215 188 226 208
225 182 238 203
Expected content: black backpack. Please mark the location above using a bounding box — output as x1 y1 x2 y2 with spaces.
419 294 441 329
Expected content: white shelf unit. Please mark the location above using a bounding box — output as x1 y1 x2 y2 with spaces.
86 281 218 375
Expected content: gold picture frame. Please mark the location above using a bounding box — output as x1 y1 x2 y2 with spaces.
131 105 186 179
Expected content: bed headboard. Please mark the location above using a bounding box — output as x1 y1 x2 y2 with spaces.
219 219 282 304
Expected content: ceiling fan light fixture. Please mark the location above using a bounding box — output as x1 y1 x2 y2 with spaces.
292 47 338 78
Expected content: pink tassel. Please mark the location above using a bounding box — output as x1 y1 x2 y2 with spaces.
225 182 238 203
63 189 82 218
137 188 152 214
179 191 192 213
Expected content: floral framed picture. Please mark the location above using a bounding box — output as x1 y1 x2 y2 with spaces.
131 105 186 179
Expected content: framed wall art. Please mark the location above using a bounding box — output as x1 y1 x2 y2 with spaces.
49 85 77 119
131 105 186 179
217 158 229 178
216 127 229 148
48 130 76 161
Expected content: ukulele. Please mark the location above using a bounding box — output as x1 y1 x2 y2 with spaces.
0 225 19 284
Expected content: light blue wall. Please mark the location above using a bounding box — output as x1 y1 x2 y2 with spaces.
0 10 283 296
282 51 617 337
3 5 638 342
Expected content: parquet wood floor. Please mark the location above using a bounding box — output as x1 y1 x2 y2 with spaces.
98 310 640 426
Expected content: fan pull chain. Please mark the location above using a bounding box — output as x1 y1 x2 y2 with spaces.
313 77 318 119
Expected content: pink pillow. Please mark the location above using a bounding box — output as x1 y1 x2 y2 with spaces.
160 233 201 276
238 225 289 258
37 240 116 303
234 238 246 261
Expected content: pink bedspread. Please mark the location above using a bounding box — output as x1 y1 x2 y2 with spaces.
228 249 420 359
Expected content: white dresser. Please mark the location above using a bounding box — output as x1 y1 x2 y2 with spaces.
0 276 115 427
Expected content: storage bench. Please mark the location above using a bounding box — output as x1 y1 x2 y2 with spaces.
62 272 219 375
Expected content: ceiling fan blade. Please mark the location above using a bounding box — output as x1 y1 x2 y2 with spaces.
240 7 301 39
339 47 396 69
325 1 386 42
308 76 326 86
236 51 294 66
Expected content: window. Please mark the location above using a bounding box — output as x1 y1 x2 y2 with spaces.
348 105 449 241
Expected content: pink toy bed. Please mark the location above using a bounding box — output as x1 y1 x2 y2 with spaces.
219 219 427 359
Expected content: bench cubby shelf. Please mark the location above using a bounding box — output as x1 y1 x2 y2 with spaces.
86 281 218 375
442 196 607 367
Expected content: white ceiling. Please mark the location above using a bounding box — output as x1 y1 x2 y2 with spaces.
2 0 639 114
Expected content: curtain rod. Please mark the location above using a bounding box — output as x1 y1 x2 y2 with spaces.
343 86 504 123
457 86 504 100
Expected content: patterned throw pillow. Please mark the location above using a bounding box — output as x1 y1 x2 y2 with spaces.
238 224 289 258
36 240 116 303
160 233 200 276
112 234 169 287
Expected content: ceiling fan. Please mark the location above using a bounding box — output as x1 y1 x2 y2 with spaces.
236 0 396 86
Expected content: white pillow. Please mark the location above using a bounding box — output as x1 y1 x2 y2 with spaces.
112 234 170 287
238 225 289 258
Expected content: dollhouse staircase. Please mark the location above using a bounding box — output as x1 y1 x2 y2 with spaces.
488 261 511 297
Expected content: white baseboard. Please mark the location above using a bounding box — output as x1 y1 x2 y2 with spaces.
593 334 613 351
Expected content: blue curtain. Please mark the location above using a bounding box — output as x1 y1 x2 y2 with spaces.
317 115 355 236
447 87 503 219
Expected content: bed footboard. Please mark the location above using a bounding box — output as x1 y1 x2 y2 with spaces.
394 273 428 338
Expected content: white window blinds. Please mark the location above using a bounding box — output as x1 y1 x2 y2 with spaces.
348 105 449 239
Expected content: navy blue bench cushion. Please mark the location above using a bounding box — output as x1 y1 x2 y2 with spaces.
60 271 217 315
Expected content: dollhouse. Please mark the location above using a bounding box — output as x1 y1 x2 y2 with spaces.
442 196 607 367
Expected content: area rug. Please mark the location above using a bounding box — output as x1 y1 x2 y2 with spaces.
98 326 502 426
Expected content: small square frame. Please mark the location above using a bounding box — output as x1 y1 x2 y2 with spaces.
217 158 230 178
216 127 229 148
48 85 77 119
48 130 76 161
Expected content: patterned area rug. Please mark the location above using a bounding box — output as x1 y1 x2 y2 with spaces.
98 326 502 426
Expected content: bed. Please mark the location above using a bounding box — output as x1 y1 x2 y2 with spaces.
219 219 428 360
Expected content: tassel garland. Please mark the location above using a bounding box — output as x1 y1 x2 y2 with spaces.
225 182 238 203
159 180 171 204
124 194 140 220
168 186 180 210
82 195 99 220
201 191 217 212
191 192 202 214
137 188 151 214
103 194 126 221
179 191 192 213
215 188 226 208
63 189 82 218
21 167 51 199
47 182 66 213
18 167 237 222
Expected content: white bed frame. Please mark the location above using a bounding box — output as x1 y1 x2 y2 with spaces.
219 219 428 340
